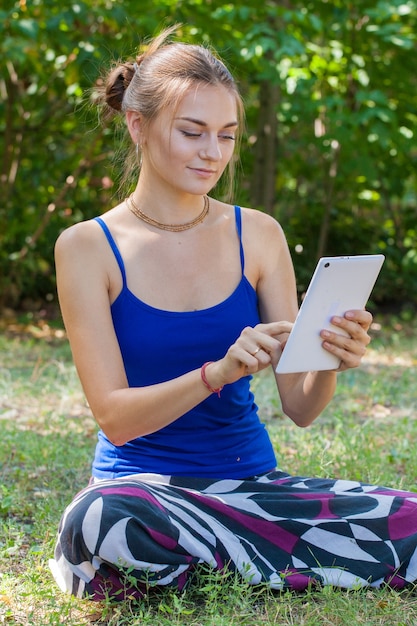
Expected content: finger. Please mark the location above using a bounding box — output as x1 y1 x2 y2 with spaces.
322 327 368 353
228 343 259 370
344 309 373 330
252 347 275 368
229 344 272 374
321 332 367 371
254 321 295 339
240 327 281 357
330 315 372 341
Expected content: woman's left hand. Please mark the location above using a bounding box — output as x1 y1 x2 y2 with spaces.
320 309 373 371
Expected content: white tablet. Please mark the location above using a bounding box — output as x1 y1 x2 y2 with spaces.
275 254 385 374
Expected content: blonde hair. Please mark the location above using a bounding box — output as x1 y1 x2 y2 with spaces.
99 25 244 199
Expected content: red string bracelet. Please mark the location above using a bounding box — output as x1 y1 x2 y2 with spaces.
201 361 223 398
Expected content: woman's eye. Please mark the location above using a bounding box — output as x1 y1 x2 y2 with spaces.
220 134 236 141
182 131 201 137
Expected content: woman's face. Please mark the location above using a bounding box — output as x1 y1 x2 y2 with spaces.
140 84 238 196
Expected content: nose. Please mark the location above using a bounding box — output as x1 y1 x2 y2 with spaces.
199 134 222 161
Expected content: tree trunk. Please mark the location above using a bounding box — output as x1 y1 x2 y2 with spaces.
316 140 341 259
250 80 280 215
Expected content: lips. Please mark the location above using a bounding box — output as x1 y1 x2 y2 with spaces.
190 167 217 177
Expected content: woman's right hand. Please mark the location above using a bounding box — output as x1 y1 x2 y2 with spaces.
205 321 293 390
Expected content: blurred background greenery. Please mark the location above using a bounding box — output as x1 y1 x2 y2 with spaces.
1 0 416 314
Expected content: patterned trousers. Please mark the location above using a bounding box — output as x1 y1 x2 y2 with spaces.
49 471 417 600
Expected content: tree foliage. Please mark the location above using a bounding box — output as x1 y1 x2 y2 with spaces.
1 0 416 310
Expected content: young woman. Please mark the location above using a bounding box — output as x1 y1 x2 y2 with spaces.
50 26 417 600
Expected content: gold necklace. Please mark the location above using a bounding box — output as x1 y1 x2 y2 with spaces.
127 194 209 232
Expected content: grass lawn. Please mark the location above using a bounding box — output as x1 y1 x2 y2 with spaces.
0 311 417 625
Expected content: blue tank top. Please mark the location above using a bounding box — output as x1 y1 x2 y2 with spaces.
92 206 277 479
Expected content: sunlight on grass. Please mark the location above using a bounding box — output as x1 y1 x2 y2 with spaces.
1 316 417 624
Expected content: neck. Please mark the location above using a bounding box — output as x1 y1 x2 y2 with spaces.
133 182 208 218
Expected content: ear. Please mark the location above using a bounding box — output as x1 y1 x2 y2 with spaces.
126 110 143 145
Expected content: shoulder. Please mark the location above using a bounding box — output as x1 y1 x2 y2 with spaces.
54 218 114 270
240 205 284 230
54 218 113 290
54 218 117 313
239 205 287 247
55 200 129 256
236 206 293 287
55 219 100 253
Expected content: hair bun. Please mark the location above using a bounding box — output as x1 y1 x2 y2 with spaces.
105 63 136 112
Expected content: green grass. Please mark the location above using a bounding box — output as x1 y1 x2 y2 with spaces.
1 313 417 625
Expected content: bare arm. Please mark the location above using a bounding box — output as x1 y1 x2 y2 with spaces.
204 210 372 427
55 222 215 446
259 217 371 426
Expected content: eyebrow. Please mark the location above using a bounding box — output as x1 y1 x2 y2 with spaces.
175 116 238 128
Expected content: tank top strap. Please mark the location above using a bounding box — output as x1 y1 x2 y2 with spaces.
234 205 245 273
93 210 243 287
93 217 127 287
